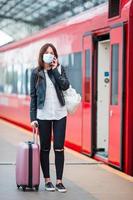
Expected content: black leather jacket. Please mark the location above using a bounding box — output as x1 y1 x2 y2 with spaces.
30 65 70 122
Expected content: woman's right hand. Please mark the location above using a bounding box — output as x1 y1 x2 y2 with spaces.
30 120 39 128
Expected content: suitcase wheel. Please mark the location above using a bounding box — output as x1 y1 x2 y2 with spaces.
35 186 39 191
22 186 26 191
17 184 20 189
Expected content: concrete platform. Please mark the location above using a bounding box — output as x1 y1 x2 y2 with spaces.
0 119 133 200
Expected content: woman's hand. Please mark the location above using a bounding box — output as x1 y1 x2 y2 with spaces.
31 120 39 128
50 56 58 69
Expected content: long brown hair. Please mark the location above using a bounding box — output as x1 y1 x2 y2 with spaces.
38 43 58 70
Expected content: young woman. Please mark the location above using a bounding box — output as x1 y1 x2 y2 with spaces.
30 43 70 192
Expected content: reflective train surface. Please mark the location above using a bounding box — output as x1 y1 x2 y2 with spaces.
0 0 133 176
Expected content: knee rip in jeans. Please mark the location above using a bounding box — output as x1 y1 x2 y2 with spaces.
54 148 64 152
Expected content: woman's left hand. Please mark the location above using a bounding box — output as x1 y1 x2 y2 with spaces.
50 56 58 69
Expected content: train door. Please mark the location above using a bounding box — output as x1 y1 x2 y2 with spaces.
108 23 125 169
82 33 93 155
96 40 110 158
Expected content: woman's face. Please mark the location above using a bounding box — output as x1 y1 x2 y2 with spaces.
45 46 54 56
43 46 56 68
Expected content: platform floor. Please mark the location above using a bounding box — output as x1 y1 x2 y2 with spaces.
0 119 133 200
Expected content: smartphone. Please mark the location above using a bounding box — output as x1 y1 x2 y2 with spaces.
50 57 56 66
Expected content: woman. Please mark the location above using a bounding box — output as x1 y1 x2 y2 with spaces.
30 43 69 193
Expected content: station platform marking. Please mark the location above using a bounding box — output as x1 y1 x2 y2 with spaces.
0 118 133 183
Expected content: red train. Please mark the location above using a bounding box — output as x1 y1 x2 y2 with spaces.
0 0 133 176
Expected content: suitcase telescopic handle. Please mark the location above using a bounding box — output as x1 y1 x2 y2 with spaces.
33 125 39 144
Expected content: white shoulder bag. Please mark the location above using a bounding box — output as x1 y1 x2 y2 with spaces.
63 85 81 114
58 65 81 114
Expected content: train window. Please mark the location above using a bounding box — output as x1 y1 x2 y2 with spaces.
16 64 23 94
111 44 119 105
59 54 69 76
25 68 31 95
85 49 91 102
109 0 120 18
25 69 28 95
5 65 14 94
18 64 27 95
22 67 26 95
68 52 82 95
0 66 5 93
12 65 18 94
59 53 82 96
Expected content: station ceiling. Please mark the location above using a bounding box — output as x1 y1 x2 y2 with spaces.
0 0 107 42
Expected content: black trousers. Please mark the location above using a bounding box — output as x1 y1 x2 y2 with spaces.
37 116 66 180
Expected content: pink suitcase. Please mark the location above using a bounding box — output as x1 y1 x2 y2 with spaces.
16 127 40 191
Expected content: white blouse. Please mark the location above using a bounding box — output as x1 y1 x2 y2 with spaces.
37 66 67 120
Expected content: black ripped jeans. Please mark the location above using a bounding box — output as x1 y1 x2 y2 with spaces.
37 117 66 180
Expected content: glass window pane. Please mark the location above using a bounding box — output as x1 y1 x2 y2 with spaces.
28 69 31 95
109 0 120 18
60 52 82 96
59 54 69 76
111 44 119 105
68 52 82 95
12 65 18 94
85 49 91 102
0 66 5 93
